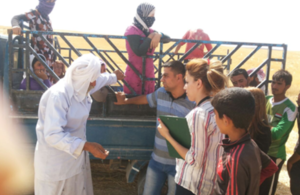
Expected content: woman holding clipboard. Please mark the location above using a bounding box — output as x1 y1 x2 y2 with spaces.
158 59 228 195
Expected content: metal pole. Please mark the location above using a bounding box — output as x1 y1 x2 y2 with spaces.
265 46 272 94
179 43 201 62
221 44 242 64
282 44 287 70
25 32 30 91
142 56 146 95
158 41 164 88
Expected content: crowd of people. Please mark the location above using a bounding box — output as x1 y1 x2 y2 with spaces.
7 1 300 195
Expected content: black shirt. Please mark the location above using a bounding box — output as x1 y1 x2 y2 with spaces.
252 121 271 154
213 134 272 195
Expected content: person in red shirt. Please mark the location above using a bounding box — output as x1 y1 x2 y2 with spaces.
174 29 212 63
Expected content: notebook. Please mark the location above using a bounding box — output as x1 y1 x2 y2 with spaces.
159 115 191 159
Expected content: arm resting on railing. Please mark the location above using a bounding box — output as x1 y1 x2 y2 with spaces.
127 35 152 57
11 14 29 35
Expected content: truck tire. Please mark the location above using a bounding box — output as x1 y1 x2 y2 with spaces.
137 166 168 195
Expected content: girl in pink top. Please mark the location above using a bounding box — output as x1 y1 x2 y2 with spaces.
124 3 169 95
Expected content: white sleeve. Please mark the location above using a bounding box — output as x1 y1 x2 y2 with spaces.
89 73 117 95
43 93 86 159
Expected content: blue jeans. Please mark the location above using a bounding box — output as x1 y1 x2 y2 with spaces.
143 158 176 195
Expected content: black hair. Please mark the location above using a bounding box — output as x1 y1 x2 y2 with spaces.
231 69 248 79
211 87 255 130
272 69 292 86
161 61 186 77
32 54 46 69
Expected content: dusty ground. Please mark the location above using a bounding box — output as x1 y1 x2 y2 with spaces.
91 160 138 195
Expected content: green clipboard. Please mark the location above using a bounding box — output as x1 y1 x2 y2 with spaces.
159 115 191 159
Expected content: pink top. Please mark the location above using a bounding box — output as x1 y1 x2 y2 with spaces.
180 29 212 60
123 25 155 95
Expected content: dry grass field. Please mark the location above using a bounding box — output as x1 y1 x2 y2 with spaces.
1 26 300 194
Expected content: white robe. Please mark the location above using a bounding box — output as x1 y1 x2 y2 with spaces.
34 72 117 195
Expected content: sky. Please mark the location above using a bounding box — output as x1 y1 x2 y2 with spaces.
1 0 300 51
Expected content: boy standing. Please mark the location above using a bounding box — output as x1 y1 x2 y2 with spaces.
261 70 298 195
211 88 277 195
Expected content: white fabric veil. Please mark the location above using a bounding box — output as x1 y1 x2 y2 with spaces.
64 53 101 102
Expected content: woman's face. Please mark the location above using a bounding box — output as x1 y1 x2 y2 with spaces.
53 63 64 77
184 72 198 102
148 9 155 17
33 61 46 72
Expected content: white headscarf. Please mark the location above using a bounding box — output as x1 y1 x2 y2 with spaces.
64 53 101 102
27 54 46 80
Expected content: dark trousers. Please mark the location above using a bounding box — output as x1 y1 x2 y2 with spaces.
259 156 285 195
290 160 300 195
175 184 195 195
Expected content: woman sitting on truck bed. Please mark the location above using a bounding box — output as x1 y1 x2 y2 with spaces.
20 54 51 90
124 2 170 95
11 0 56 67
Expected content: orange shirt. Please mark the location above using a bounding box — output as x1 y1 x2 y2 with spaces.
180 29 212 60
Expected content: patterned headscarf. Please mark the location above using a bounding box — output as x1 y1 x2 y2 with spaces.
36 0 56 19
133 3 156 36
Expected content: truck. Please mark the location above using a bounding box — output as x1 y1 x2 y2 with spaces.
0 29 287 194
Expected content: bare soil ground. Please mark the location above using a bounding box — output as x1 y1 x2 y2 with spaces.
91 160 138 195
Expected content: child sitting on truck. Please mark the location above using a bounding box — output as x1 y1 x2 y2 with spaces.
20 54 51 90
49 60 66 85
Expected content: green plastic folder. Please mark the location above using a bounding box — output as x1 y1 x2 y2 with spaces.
159 115 191 159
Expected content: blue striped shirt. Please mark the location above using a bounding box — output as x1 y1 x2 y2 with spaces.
146 87 195 165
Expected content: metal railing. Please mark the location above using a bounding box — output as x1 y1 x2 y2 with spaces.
5 30 287 96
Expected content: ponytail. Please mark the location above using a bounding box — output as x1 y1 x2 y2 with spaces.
186 58 228 93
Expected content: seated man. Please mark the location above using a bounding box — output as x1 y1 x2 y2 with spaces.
230 68 249 88
20 54 51 90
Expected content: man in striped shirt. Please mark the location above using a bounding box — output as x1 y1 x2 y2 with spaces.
115 61 195 195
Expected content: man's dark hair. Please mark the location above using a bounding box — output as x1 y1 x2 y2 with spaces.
231 69 248 79
211 88 255 130
162 61 186 77
272 69 292 86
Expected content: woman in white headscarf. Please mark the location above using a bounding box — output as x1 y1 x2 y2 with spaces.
34 53 124 195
